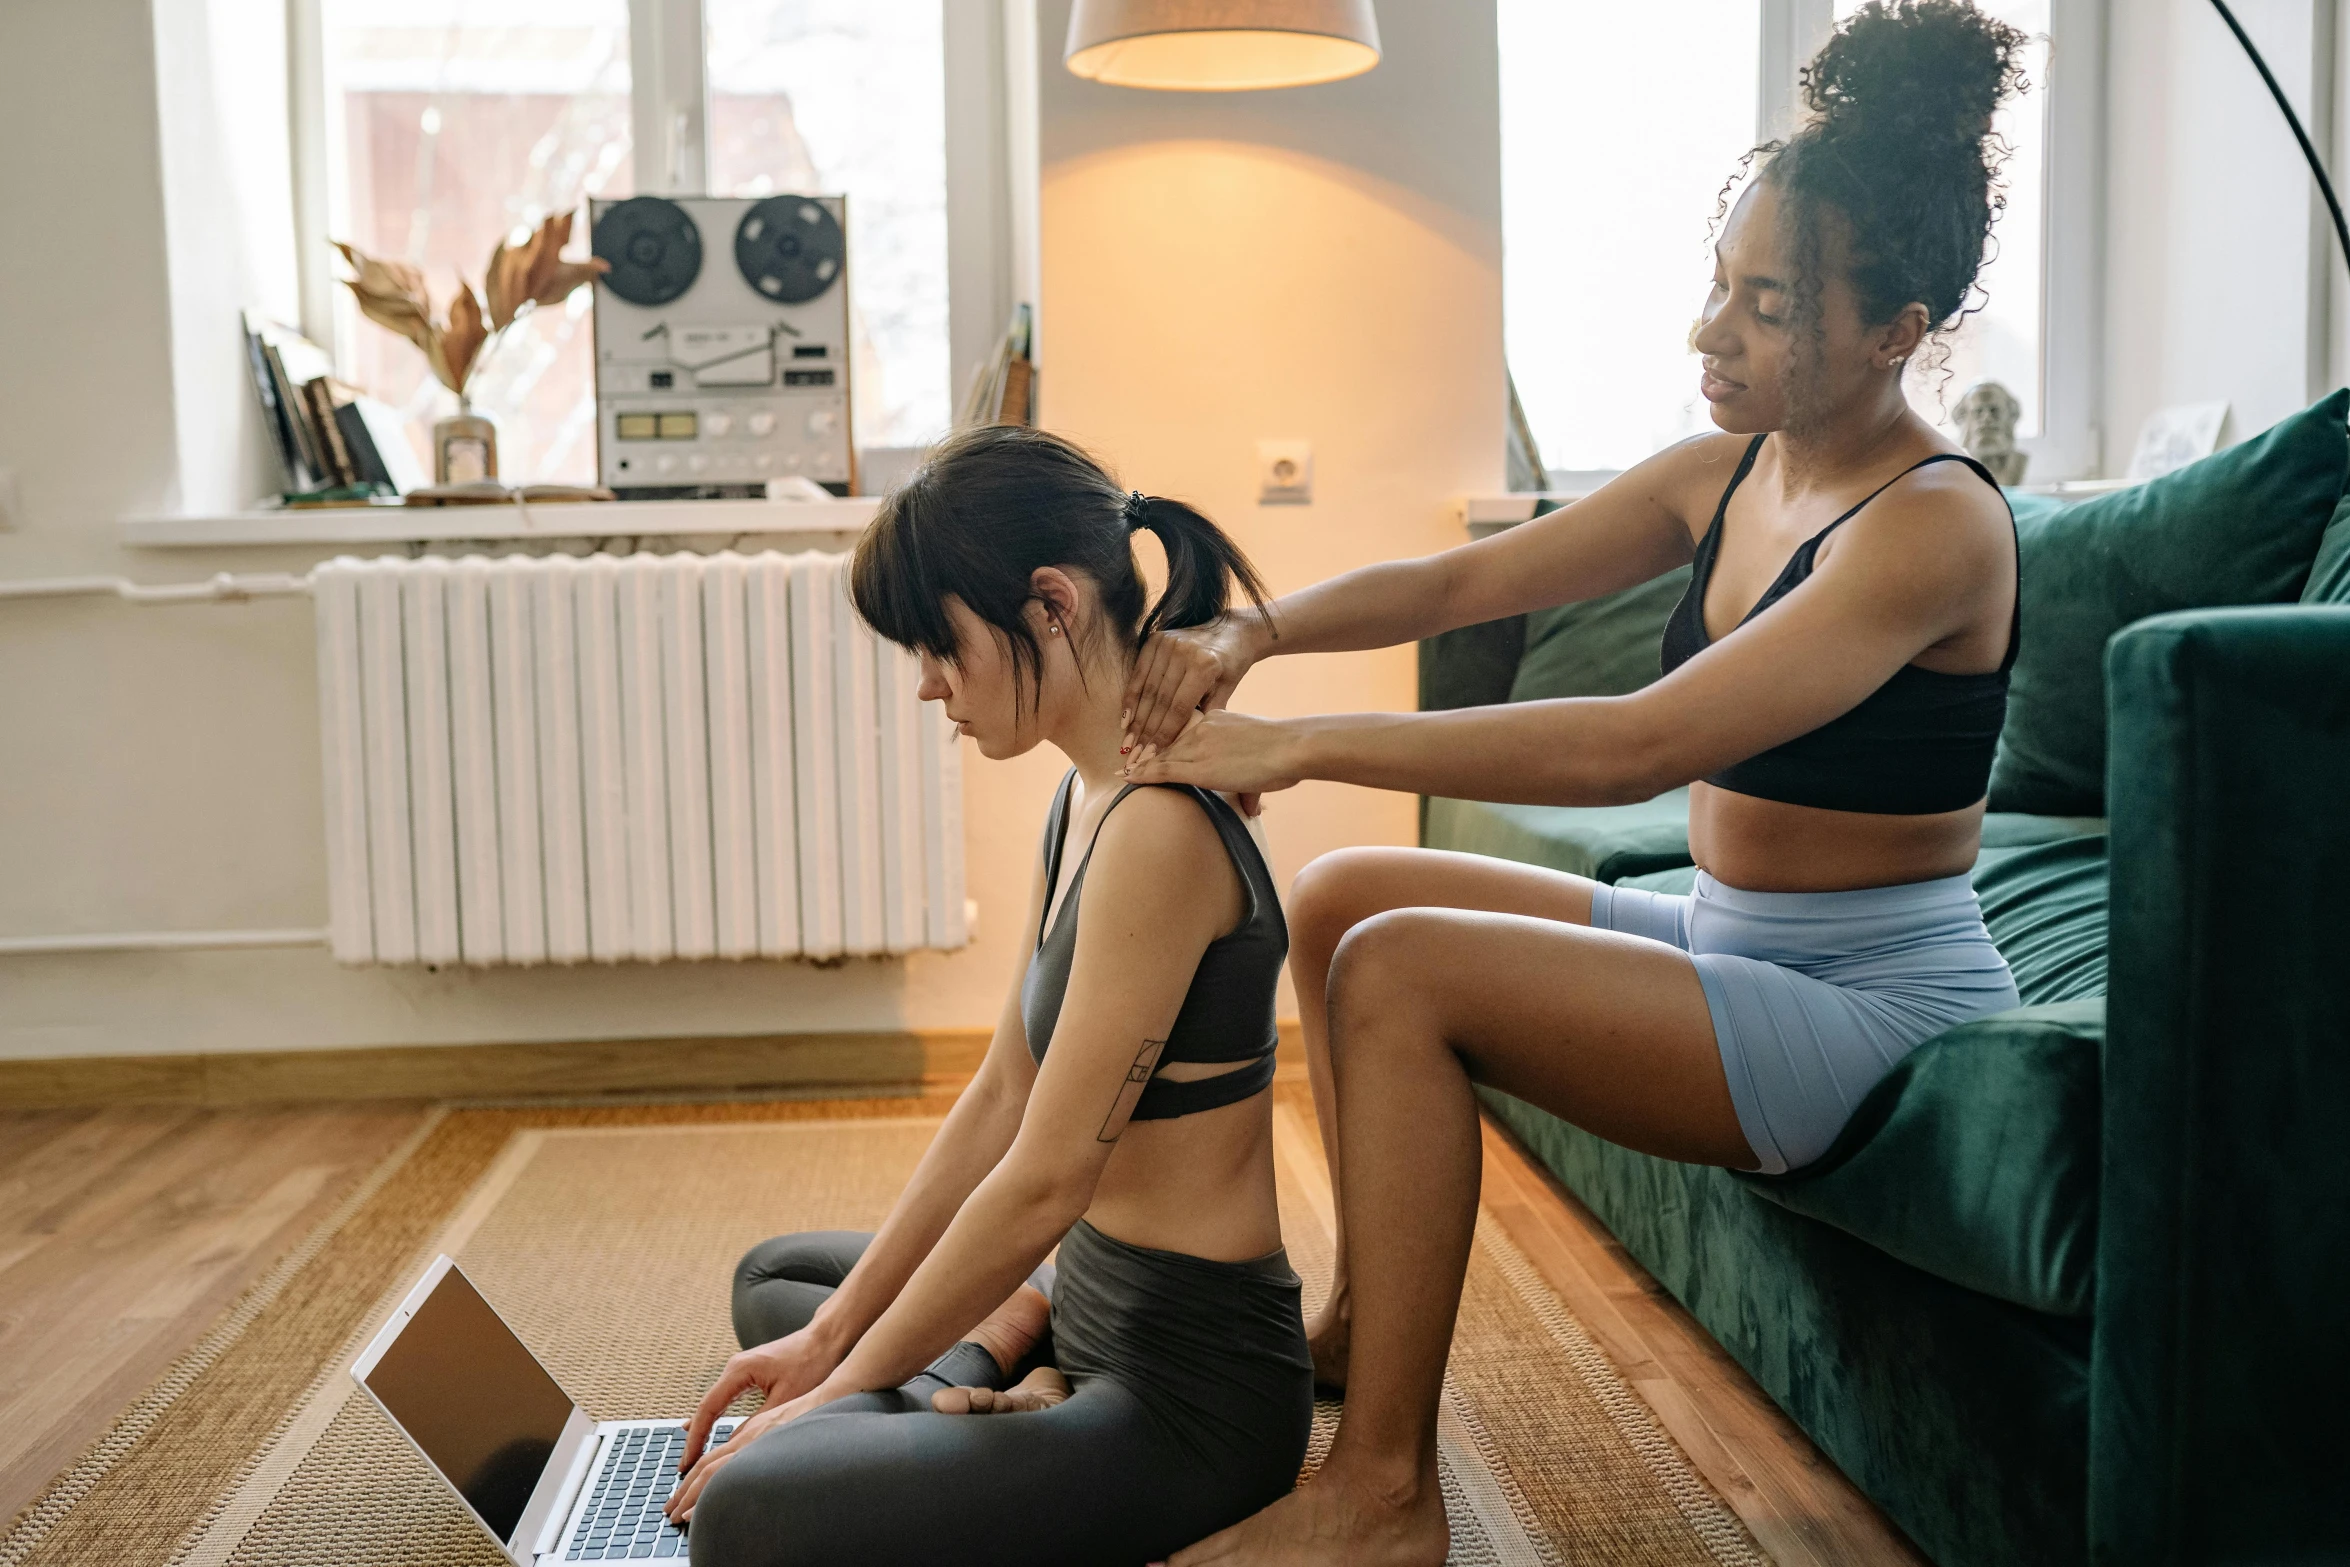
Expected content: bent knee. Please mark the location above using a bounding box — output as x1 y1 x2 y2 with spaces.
1290 848 1429 949
690 1458 803 1567
734 1230 860 1291
1327 908 1455 1006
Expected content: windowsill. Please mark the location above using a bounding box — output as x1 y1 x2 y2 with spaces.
122 495 881 549
1455 492 1597 539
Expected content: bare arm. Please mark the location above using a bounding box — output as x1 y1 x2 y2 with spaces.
809 790 1233 1393
677 836 1048 1465
1121 438 1740 746
669 789 1235 1516
1125 467 2013 805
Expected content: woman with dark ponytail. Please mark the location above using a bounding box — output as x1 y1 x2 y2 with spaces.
1117 6 2031 1563
665 422 1310 1567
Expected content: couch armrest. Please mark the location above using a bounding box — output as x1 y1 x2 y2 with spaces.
2093 607 2350 1563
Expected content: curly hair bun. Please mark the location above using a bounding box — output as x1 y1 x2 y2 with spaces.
1764 0 2029 334
1806 0 2025 151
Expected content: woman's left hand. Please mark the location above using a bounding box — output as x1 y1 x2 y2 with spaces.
665 1383 837 1523
1120 708 1303 798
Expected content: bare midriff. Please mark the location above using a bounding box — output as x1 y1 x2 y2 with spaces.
1688 780 1985 893
1083 1087 1285 1262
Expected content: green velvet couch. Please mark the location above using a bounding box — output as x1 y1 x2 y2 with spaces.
1418 393 2350 1566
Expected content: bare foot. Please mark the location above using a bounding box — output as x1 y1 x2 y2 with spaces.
1304 1303 1349 1393
961 1284 1052 1379
931 1364 1072 1415
1168 1469 1446 1567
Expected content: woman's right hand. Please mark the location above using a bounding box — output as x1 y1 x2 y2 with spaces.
678 1323 845 1470
1123 617 1261 752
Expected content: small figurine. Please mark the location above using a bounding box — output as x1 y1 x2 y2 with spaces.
1952 379 2027 486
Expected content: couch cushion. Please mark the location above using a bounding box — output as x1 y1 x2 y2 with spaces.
1974 834 2107 1005
2300 490 2350 604
1738 999 2105 1318
1508 567 1689 703
1989 388 2350 816
1422 791 1694 883
1612 832 2111 1315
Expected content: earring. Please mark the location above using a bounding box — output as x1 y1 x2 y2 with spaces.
1048 623 1061 636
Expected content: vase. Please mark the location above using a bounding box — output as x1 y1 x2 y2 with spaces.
433 400 498 485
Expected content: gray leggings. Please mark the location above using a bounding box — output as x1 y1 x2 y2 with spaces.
689 1224 1314 1567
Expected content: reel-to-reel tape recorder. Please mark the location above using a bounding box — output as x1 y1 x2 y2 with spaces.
590 194 853 499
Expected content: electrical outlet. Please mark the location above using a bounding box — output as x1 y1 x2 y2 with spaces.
1256 440 1312 505
0 467 19 530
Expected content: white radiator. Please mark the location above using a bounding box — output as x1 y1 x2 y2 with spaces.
311 550 967 966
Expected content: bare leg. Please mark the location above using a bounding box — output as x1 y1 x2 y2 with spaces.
1285 848 1602 1389
1174 907 1750 1566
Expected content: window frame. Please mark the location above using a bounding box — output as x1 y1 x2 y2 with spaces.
1525 0 2107 486
285 0 1025 465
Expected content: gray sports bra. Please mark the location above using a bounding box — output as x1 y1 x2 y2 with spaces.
1019 772 1287 1120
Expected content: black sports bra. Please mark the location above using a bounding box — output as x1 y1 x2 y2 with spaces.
1658 435 2020 815
1019 772 1287 1120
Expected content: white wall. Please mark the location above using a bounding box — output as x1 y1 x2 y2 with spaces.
2102 0 2340 458
0 0 1503 1061
1032 0 1506 1016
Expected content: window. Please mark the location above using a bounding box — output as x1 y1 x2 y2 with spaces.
706 1 950 450
1498 2 1763 476
1836 0 2051 438
312 0 954 486
321 0 633 486
1501 0 2087 481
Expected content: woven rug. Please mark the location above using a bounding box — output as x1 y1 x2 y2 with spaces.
0 1094 1767 1567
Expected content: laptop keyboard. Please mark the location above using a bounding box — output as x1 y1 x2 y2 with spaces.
562 1420 736 1561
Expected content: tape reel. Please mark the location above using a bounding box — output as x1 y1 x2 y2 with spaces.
734 197 846 304
593 196 704 307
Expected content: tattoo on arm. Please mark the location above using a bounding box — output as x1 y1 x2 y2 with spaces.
1097 1037 1168 1143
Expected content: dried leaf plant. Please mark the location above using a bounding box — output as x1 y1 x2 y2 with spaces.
332 214 608 400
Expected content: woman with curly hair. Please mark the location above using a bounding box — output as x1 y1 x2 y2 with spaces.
1120 4 2033 1561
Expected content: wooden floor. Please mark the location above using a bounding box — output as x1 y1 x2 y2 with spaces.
0 1090 1925 1564
1471 1111 1928 1566
0 1102 427 1529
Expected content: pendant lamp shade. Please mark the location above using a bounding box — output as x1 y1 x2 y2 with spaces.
1064 0 1380 91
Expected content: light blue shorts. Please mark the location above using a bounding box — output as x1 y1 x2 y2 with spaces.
1589 870 2019 1175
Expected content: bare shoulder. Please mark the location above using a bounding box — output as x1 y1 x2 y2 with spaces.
1090 786 1231 879
1835 456 2014 580
1080 786 1241 934
1626 431 1765 533
1813 458 2016 651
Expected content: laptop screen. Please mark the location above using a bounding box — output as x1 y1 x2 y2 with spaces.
358 1263 576 1544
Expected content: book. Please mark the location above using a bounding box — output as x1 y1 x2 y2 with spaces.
401 481 616 506
329 391 427 495
264 343 327 485
956 302 1038 428
241 314 344 495
242 314 306 489
999 357 1034 426
302 378 358 487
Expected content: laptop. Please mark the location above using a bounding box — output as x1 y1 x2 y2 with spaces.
350 1254 739 1565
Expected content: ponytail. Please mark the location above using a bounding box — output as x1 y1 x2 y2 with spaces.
1126 493 1272 645
850 424 1272 714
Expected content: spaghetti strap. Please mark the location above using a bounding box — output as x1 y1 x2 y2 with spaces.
1036 770 1079 950
1701 435 1770 546
1812 451 1999 545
